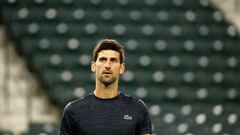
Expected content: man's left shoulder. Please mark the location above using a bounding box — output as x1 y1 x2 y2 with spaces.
119 93 147 107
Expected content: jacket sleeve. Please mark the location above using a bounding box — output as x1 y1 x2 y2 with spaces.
136 99 152 135
58 103 77 135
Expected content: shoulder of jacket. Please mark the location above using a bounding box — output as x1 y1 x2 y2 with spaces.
64 93 93 110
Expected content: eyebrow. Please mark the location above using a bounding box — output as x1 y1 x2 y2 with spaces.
99 56 118 59
98 56 119 61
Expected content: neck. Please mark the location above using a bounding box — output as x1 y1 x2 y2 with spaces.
94 80 119 99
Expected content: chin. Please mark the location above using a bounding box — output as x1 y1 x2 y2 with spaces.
100 78 116 86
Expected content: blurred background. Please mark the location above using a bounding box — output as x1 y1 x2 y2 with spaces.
0 0 240 135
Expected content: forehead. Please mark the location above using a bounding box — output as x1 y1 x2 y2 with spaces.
98 50 120 59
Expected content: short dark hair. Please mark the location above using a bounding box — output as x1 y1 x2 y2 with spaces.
92 39 125 63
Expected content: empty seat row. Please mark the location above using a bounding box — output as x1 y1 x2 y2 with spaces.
0 0 213 10
142 86 240 103
29 51 239 72
124 70 240 86
20 37 240 56
127 54 239 70
9 22 233 39
21 37 95 54
36 66 240 87
1 6 226 25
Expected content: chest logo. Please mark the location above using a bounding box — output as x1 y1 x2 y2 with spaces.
123 114 132 120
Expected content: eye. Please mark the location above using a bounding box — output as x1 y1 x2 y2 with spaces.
111 58 118 63
99 57 107 62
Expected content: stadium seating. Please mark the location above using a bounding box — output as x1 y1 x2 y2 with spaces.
25 122 58 135
0 0 240 134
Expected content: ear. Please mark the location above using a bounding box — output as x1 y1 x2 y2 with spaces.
91 61 96 72
119 63 125 75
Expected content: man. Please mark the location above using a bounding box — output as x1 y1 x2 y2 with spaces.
59 39 152 135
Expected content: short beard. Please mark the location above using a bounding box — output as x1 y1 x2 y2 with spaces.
99 76 116 87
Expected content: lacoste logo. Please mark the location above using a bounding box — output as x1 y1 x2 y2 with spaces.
123 114 132 120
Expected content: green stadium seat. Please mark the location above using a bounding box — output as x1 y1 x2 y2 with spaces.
26 122 58 135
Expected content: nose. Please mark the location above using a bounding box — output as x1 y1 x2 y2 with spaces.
105 66 110 70
105 61 111 70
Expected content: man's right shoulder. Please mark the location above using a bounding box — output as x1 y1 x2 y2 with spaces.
64 93 93 111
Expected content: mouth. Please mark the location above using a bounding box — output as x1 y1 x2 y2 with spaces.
102 71 112 75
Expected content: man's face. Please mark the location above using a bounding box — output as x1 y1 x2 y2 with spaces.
91 50 125 86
